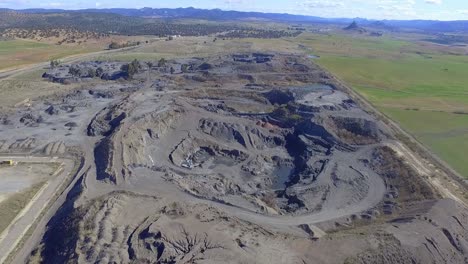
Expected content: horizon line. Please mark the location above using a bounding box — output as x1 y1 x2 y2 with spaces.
2 6 467 22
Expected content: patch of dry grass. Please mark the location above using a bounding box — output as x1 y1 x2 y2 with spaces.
0 67 112 110
0 182 46 234
0 75 81 109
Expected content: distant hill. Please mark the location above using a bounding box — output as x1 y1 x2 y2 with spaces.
11 7 335 23
343 21 367 33
344 21 359 30
383 20 468 33
1 7 468 33
368 21 396 31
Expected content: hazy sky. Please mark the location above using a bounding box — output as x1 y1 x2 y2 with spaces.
0 0 467 20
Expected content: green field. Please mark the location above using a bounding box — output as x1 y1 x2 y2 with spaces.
0 39 97 71
0 40 50 52
295 33 468 178
382 108 468 176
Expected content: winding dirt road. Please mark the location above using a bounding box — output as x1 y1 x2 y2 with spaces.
130 155 386 228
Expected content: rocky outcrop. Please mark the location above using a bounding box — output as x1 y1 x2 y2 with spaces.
87 104 128 137
199 119 247 147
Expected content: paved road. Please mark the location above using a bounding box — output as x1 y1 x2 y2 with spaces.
0 156 75 264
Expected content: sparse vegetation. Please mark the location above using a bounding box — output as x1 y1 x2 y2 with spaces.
371 146 439 202
68 66 80 77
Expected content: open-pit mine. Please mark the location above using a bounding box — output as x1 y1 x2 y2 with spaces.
0 50 467 264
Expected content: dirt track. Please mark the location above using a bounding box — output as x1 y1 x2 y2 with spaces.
388 141 468 208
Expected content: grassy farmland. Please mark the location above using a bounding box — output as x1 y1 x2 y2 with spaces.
0 39 99 71
295 33 468 178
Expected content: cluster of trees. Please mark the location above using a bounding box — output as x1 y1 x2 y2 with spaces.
146 57 168 70
120 59 141 79
218 29 302 39
50 59 61 69
1 28 109 44
120 58 171 79
67 65 103 78
68 66 81 77
108 41 141 50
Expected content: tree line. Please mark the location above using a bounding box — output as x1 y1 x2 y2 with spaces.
0 11 303 39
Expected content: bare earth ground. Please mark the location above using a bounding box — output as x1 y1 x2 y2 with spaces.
0 37 466 264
